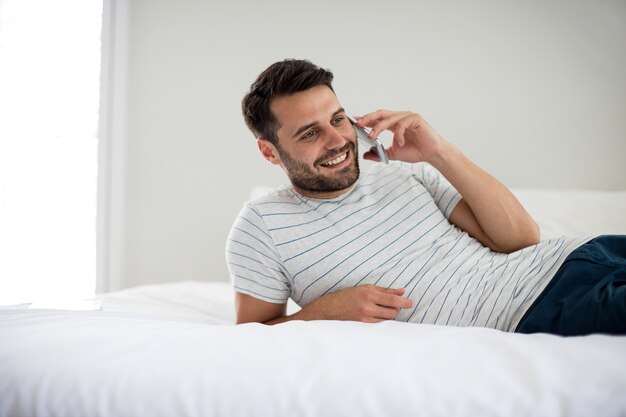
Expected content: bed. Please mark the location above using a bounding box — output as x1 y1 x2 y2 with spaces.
1 189 625 417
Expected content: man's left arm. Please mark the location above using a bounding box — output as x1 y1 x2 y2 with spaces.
431 144 540 253
358 110 540 253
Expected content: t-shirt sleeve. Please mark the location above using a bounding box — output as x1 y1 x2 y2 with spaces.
410 162 462 219
225 203 291 304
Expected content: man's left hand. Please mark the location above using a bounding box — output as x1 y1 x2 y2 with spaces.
356 110 448 164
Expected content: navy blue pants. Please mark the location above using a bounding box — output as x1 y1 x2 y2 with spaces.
516 235 626 336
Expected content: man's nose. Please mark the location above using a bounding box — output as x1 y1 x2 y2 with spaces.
324 126 346 149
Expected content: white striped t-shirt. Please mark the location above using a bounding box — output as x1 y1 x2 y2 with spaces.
226 162 592 331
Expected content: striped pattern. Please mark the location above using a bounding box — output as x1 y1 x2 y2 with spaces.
226 162 592 331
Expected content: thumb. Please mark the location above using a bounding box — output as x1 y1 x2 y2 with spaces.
363 150 381 162
384 145 398 162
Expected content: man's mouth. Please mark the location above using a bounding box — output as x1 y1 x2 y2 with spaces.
319 151 349 168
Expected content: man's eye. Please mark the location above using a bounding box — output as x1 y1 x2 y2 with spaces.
332 116 345 125
303 130 318 139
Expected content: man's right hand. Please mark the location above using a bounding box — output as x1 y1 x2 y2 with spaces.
235 284 413 325
307 284 413 323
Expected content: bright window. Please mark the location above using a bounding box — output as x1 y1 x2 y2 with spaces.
0 0 103 304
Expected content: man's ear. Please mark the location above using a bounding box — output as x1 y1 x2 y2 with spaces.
257 139 282 165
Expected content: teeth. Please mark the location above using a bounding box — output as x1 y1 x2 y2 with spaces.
321 152 348 167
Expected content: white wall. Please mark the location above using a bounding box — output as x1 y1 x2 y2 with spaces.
118 0 626 289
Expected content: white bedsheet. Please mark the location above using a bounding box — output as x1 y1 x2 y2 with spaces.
1 308 625 417
96 280 237 324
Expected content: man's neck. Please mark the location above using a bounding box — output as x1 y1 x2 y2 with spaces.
291 183 355 200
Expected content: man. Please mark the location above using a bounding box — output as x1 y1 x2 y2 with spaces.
226 58 625 335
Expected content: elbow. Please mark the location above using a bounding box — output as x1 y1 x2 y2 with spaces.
522 218 541 247
497 220 541 254
529 219 541 245
236 316 275 325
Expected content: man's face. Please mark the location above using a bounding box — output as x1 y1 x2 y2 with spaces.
266 85 360 199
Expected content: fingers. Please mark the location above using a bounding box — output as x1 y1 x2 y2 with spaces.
372 113 412 144
359 110 440 166
377 291 413 310
356 109 398 129
372 306 401 321
359 304 403 322
376 286 406 296
367 285 413 309
356 111 425 151
334 284 414 322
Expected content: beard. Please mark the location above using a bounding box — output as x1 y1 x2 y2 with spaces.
276 141 360 196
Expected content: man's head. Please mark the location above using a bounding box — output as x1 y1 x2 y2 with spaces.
242 59 360 198
242 59 335 146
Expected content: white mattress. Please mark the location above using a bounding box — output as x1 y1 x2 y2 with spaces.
1 303 625 417
1 188 625 417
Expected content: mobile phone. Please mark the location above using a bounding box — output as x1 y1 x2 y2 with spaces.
347 115 389 164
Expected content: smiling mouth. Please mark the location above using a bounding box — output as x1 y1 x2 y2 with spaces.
319 151 349 168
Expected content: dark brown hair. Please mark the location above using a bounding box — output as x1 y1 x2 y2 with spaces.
241 59 334 145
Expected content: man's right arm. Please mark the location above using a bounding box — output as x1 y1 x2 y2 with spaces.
229 205 413 325
235 285 413 325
